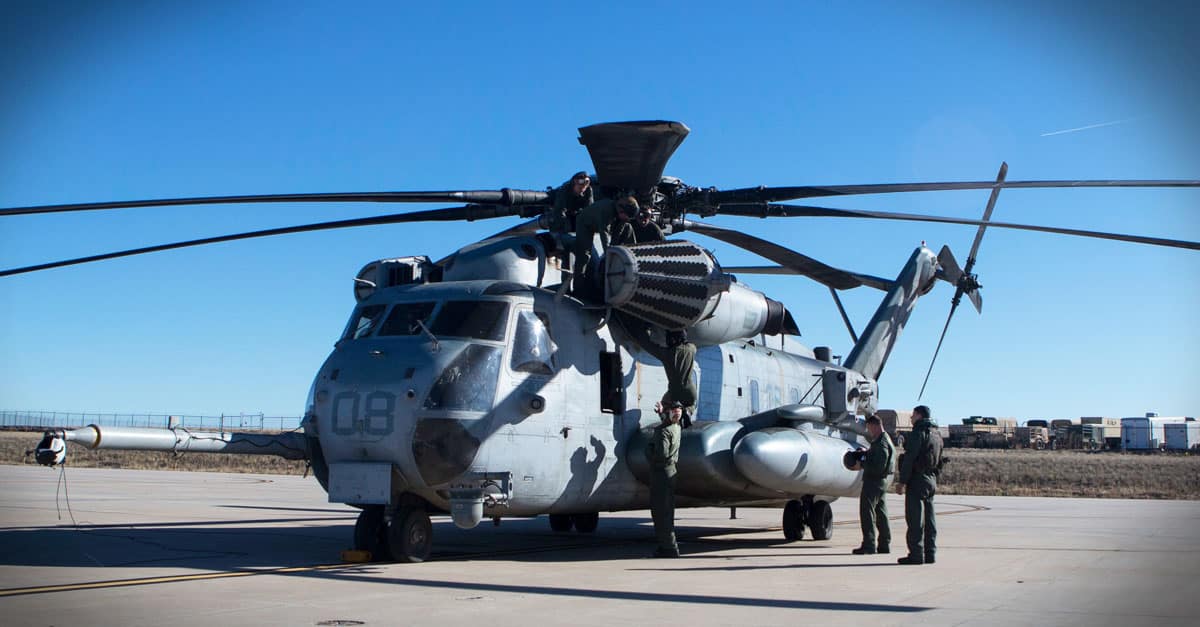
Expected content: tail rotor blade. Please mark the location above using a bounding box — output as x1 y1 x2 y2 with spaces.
966 288 983 314
936 245 964 284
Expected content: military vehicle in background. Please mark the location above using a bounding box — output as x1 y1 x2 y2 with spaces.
947 416 1017 449
1050 419 1085 450
1014 425 1049 450
1080 417 1122 451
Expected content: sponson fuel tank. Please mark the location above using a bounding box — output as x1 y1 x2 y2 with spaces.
733 428 862 497
604 240 798 345
626 405 861 499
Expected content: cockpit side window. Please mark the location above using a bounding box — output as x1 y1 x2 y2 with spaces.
429 301 508 341
346 304 387 340
510 309 556 375
378 302 437 336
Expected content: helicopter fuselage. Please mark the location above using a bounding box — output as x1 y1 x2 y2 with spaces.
308 277 875 525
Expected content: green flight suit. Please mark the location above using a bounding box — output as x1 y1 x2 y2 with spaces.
609 219 637 247
647 419 681 553
859 431 894 549
898 420 943 562
573 199 622 296
645 341 697 409
547 179 593 234
631 220 665 243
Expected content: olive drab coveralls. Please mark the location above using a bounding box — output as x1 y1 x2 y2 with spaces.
547 178 593 234
647 419 681 553
572 198 623 296
648 341 697 410
860 431 895 550
899 420 944 562
609 219 637 247
631 219 665 243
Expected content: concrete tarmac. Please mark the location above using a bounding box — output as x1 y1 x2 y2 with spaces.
1 465 1197 626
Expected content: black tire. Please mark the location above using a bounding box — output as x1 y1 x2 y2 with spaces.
388 507 433 563
782 499 805 541
807 500 833 541
353 505 388 560
572 512 599 533
548 513 574 532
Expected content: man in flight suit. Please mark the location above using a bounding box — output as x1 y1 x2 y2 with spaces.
608 208 638 247
573 195 637 298
631 208 665 243
546 171 593 234
897 404 943 565
852 414 894 554
648 400 683 558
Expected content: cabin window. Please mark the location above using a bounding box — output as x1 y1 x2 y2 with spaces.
510 310 556 375
790 387 800 405
346 304 387 340
750 380 761 413
599 351 625 414
430 301 509 341
378 302 437 336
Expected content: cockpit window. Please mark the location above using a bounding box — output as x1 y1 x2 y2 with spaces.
378 302 437 336
423 344 502 412
346 304 387 340
510 309 556 375
429 301 508 341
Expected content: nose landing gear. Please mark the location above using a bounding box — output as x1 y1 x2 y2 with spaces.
352 501 433 563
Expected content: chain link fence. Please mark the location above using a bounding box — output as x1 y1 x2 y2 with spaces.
0 410 302 432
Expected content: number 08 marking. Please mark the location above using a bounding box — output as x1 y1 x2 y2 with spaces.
330 391 396 436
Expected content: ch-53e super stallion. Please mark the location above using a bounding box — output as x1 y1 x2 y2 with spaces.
13 121 1198 563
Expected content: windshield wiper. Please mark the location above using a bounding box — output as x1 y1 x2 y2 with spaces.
414 319 440 352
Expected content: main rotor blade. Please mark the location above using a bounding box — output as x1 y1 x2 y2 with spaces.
966 162 1007 270
701 178 1200 204
679 220 894 291
716 204 1200 251
1 204 534 277
0 189 551 217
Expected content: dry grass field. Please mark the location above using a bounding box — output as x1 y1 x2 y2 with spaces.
2 431 1197 499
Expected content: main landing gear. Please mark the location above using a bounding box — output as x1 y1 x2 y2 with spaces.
782 497 833 542
353 503 433 563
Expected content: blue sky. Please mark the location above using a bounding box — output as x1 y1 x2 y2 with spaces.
1 1 1197 421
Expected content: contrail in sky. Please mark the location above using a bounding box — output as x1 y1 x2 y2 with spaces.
1040 117 1139 137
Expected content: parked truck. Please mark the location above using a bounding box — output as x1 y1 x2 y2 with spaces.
949 417 1015 449
1015 426 1050 450
1080 417 1122 450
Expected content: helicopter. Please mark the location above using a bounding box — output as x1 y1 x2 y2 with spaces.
14 120 1199 563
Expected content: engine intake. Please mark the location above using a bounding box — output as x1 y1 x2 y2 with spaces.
604 240 799 344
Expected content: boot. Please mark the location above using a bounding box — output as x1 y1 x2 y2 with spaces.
897 555 924 565
851 545 876 555
877 543 890 554
924 553 935 564
652 546 681 558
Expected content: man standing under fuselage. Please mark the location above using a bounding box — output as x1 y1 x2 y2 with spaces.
648 400 682 558
852 414 894 555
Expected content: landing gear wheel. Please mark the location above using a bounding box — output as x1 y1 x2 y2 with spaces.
387 507 433 563
807 500 833 541
353 505 389 561
782 499 806 541
548 513 574 532
572 512 599 533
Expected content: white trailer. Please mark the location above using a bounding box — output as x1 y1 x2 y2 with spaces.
1122 416 1189 450
1164 422 1200 451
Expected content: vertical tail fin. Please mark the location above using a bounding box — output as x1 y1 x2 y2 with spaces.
843 246 940 380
